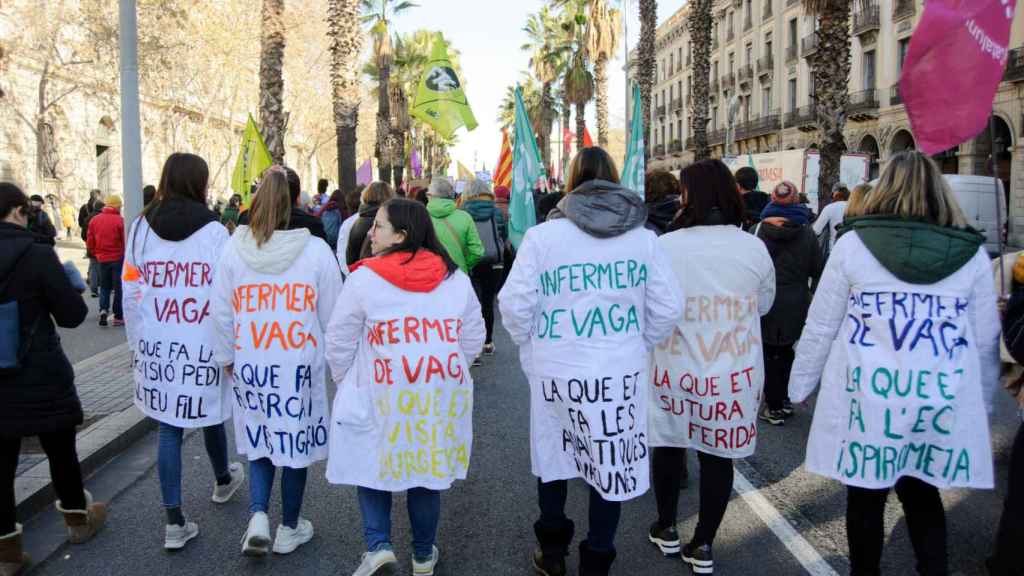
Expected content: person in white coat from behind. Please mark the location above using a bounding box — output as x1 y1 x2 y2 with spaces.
499 147 683 576
789 150 1000 576
209 166 342 558
325 198 484 576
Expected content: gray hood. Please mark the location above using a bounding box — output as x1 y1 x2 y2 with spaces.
549 179 647 238
231 225 311 274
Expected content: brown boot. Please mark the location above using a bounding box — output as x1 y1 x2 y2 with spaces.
56 490 107 544
0 523 30 576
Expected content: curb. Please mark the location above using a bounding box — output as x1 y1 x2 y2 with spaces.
14 344 157 519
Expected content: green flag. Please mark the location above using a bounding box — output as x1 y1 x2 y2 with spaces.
231 114 273 205
620 83 645 199
509 86 539 250
411 34 477 140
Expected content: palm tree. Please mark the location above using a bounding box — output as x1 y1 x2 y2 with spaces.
497 78 545 133
688 0 713 161
259 0 287 163
583 0 621 148
327 0 365 192
804 0 851 211
522 7 569 174
565 49 595 150
361 0 417 185
638 0 657 158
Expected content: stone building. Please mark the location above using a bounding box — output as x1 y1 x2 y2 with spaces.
632 0 1024 242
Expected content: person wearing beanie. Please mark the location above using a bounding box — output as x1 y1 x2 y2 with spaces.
760 181 813 226
426 177 483 274
493 185 511 221
86 194 125 327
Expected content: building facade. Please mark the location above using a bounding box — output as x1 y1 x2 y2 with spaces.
635 0 1024 242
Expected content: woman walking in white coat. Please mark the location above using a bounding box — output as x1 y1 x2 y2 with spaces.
209 166 342 557
325 198 484 576
122 153 244 550
789 150 1000 576
646 159 775 574
499 147 683 576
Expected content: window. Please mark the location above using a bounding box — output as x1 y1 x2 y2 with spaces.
788 78 797 112
677 120 683 141
727 12 734 36
661 125 666 147
743 96 751 123
863 50 876 90
762 85 772 114
677 47 683 71
728 53 735 74
712 106 719 129
670 53 675 75
765 39 773 59
788 18 797 47
897 38 910 74
746 44 753 65
670 85 675 104
745 0 752 22
670 122 674 142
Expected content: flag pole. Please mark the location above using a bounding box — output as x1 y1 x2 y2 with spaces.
991 113 1006 297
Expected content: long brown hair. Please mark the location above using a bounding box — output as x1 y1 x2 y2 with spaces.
249 168 291 247
675 159 744 228
565 147 620 193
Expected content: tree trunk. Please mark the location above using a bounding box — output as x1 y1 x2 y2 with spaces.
259 0 287 164
561 96 572 164
808 0 852 212
376 60 392 185
393 133 405 192
337 112 358 193
538 82 554 175
638 0 658 158
327 0 363 192
594 54 609 149
688 0 713 161
576 102 586 150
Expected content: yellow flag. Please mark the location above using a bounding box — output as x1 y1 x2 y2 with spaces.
411 34 477 140
231 114 273 205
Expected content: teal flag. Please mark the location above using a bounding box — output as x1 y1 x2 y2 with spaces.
621 83 645 199
509 86 539 250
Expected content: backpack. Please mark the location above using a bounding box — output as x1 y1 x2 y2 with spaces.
0 248 39 375
474 213 502 268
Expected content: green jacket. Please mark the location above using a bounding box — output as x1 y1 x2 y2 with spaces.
427 198 484 273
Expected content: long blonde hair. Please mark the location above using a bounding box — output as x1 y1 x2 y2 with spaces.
846 150 968 228
845 183 873 215
249 168 291 247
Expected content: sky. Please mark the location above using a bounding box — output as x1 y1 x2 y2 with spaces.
389 0 687 174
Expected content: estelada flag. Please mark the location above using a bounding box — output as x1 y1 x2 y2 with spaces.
231 114 273 205
900 0 1018 154
494 130 512 189
411 34 478 140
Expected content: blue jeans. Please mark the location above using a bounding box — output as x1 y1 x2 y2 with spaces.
249 458 308 529
157 422 229 509
98 259 123 318
358 486 440 560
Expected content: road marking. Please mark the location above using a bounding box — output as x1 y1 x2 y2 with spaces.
733 469 839 576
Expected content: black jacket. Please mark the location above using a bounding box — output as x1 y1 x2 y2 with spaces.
346 203 380 266
754 219 823 346
644 195 680 235
742 190 771 228
238 206 327 243
0 222 88 437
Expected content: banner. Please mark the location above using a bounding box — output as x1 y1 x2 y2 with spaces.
620 83 646 199
900 0 1018 154
230 114 273 205
509 86 539 250
411 34 478 140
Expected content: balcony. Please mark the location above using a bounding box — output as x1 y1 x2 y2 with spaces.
657 104 667 118
672 98 683 112
847 89 879 120
785 104 817 131
889 84 902 106
669 140 684 153
801 33 819 58
757 54 774 76
654 143 666 157
737 112 782 140
785 44 798 63
763 0 772 20
853 3 881 37
738 64 753 87
893 0 916 20
722 72 736 90
1005 47 1024 83
708 129 726 146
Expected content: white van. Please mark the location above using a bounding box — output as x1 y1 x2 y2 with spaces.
945 175 1006 255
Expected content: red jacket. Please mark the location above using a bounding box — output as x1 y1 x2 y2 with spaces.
86 207 125 263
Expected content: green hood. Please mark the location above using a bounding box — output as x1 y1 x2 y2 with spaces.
843 216 985 284
427 198 457 219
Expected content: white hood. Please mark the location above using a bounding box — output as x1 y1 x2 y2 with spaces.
231 225 311 274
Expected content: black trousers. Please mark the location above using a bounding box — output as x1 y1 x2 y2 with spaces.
990 422 1024 575
652 447 733 546
471 264 501 344
1 430 86 534
763 344 795 411
846 477 947 576
537 478 621 552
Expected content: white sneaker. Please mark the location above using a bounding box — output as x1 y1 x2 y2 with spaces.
241 512 271 557
273 517 313 554
412 545 440 576
164 521 199 550
352 548 398 576
212 462 245 504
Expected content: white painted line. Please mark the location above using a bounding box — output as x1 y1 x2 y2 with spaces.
733 469 840 576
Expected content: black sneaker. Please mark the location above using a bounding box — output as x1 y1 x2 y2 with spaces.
98 311 108 327
90 291 98 298
781 399 794 418
681 542 713 575
483 342 495 356
647 522 680 556
532 547 566 576
759 406 785 426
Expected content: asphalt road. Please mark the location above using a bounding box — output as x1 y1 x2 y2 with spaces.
27 302 1019 575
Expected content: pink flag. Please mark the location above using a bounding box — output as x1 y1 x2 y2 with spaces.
356 159 373 185
900 0 1018 155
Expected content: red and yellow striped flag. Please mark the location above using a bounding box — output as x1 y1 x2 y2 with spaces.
494 129 512 189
